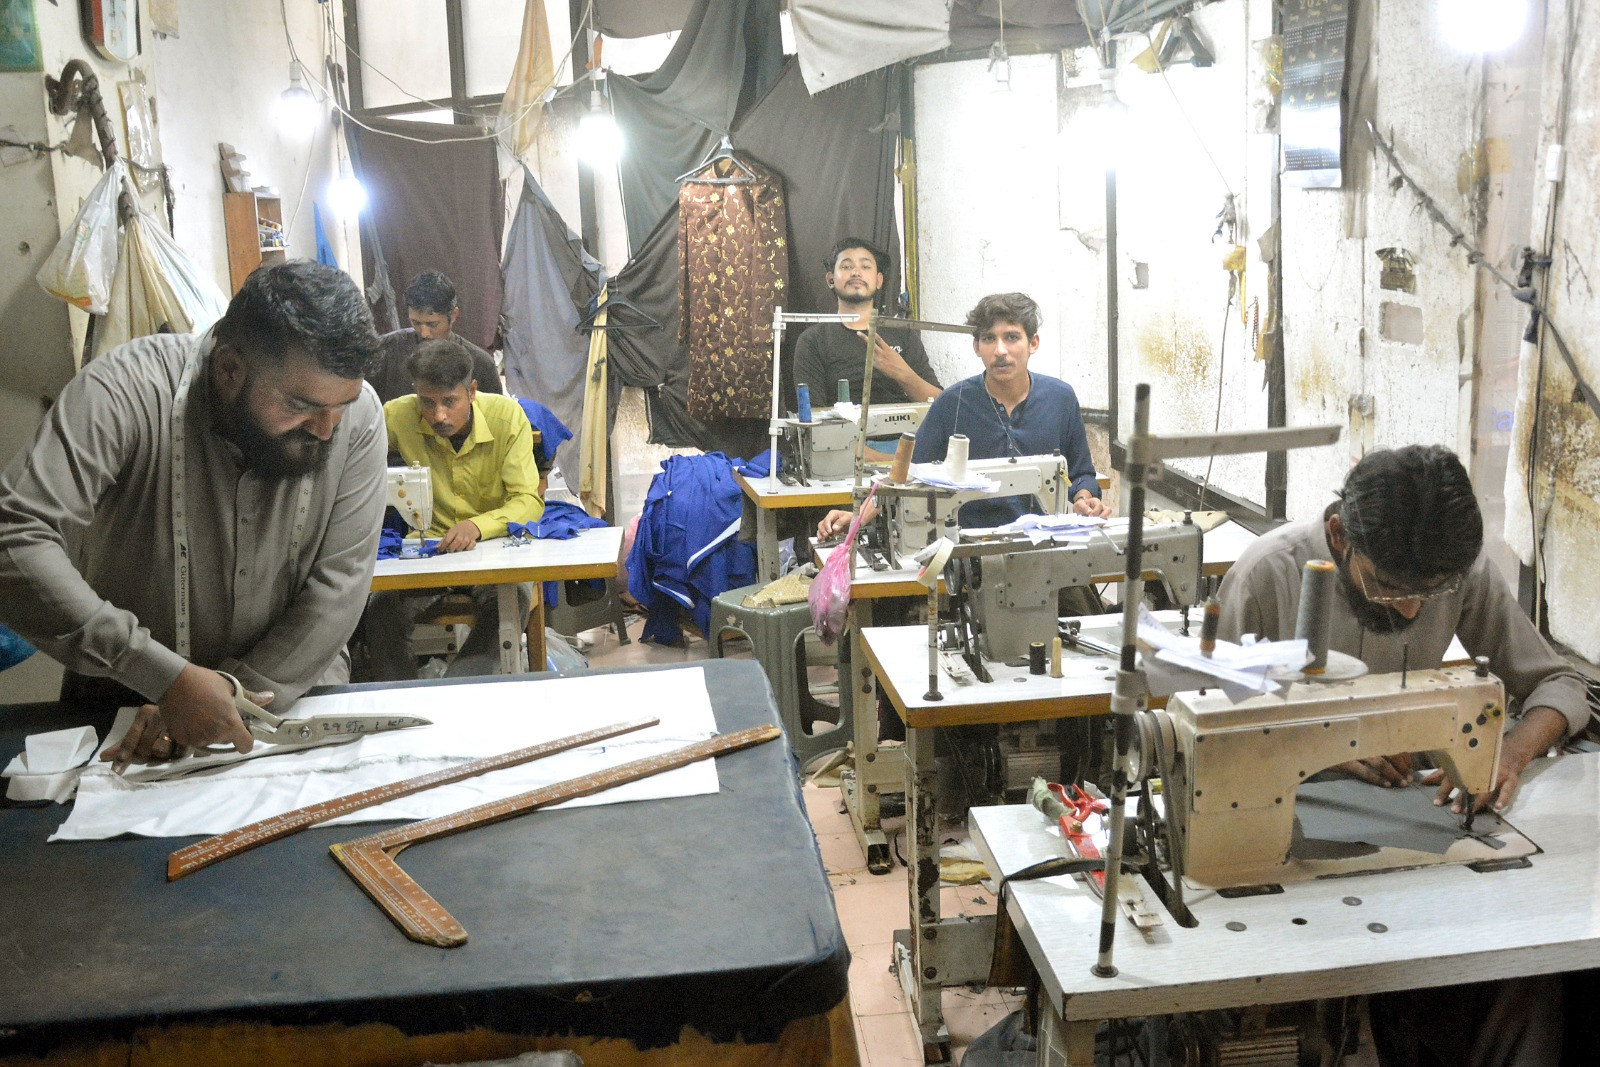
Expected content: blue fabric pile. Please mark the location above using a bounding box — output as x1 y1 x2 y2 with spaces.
509 500 610 605
376 526 439 560
627 452 756 645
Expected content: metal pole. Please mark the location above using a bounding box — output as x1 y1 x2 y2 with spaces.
768 306 785 493
1093 382 1150 979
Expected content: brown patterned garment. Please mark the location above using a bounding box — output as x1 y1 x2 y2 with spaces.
678 157 790 420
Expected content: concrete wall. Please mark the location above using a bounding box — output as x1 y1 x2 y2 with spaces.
1505 0 1600 661
0 0 350 703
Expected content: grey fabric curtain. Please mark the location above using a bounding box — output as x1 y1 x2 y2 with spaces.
788 0 950 94
500 171 602 488
350 119 504 351
608 58 900 454
609 0 784 251
592 0 696 38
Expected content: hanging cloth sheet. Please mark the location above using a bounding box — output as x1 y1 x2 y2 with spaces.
501 168 602 490
579 288 611 516
678 158 789 421
788 0 951 94
350 119 505 351
497 0 555 158
609 0 784 251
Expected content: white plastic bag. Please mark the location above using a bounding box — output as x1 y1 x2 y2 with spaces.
96 208 230 357
36 159 124 314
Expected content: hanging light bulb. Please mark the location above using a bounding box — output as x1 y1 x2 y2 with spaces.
328 158 368 217
576 75 623 166
276 61 320 134
1438 0 1527 53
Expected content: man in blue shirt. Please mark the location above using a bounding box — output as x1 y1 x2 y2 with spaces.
818 291 1109 537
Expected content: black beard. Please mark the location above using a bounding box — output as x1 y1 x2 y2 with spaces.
831 281 878 307
1335 560 1418 634
218 386 333 479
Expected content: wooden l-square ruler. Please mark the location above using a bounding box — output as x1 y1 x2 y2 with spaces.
167 715 782 947
168 717 662 880
331 724 781 946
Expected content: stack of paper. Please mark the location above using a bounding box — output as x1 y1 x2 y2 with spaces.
996 512 1108 544
1137 603 1309 701
908 462 998 492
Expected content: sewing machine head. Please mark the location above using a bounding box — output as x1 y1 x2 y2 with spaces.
877 453 1074 561
777 402 930 484
939 519 1205 672
385 464 433 535
1157 665 1505 888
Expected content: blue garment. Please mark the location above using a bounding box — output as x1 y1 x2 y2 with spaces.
376 527 439 559
0 622 34 672
313 203 337 267
512 500 609 605
911 372 1100 527
627 453 756 645
515 397 573 466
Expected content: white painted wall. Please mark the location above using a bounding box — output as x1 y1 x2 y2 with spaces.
1505 0 1600 662
913 3 1272 507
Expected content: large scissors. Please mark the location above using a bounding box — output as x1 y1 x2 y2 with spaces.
219 672 432 747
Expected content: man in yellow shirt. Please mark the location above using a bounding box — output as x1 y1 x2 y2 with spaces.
366 339 544 679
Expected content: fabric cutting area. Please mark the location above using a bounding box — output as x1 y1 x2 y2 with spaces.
3 2 1600 1067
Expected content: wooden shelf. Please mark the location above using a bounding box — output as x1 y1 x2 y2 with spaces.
223 191 288 294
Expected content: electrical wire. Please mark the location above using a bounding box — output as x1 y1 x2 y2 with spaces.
1141 24 1236 198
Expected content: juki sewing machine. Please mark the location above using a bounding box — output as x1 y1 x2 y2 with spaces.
385 464 433 538
866 452 1073 565
944 520 1206 673
777 402 930 485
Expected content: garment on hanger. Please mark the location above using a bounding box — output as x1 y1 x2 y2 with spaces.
678 156 789 421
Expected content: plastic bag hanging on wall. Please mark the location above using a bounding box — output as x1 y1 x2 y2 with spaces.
36 158 125 314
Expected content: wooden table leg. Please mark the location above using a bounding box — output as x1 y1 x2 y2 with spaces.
504 583 536 673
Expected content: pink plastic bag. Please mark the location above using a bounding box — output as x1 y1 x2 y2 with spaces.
808 486 875 645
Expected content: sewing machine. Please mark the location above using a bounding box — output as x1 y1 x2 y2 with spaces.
868 453 1073 565
776 402 929 484
940 519 1205 675
385 464 433 536
1154 663 1506 889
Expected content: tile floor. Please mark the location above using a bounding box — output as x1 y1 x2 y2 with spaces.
575 614 1381 1066
578 615 991 1064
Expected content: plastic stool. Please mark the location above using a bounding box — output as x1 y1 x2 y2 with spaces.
710 582 848 771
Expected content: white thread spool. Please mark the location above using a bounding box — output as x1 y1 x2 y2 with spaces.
946 434 969 481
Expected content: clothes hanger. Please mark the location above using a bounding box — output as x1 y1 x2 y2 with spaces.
673 135 758 185
575 291 660 333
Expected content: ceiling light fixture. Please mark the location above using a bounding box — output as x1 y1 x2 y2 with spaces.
276 61 320 135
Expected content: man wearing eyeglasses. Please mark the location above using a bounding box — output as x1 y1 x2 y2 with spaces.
0 261 387 766
1219 450 1589 1067
1216 444 1586 813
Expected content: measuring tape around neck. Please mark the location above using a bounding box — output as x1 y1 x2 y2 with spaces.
170 339 314 660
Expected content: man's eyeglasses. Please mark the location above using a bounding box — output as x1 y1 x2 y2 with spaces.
1350 558 1463 604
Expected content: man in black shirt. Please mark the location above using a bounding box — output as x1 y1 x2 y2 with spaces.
370 271 503 403
792 238 941 408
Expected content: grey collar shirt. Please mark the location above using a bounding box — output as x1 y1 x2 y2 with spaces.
0 331 386 708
